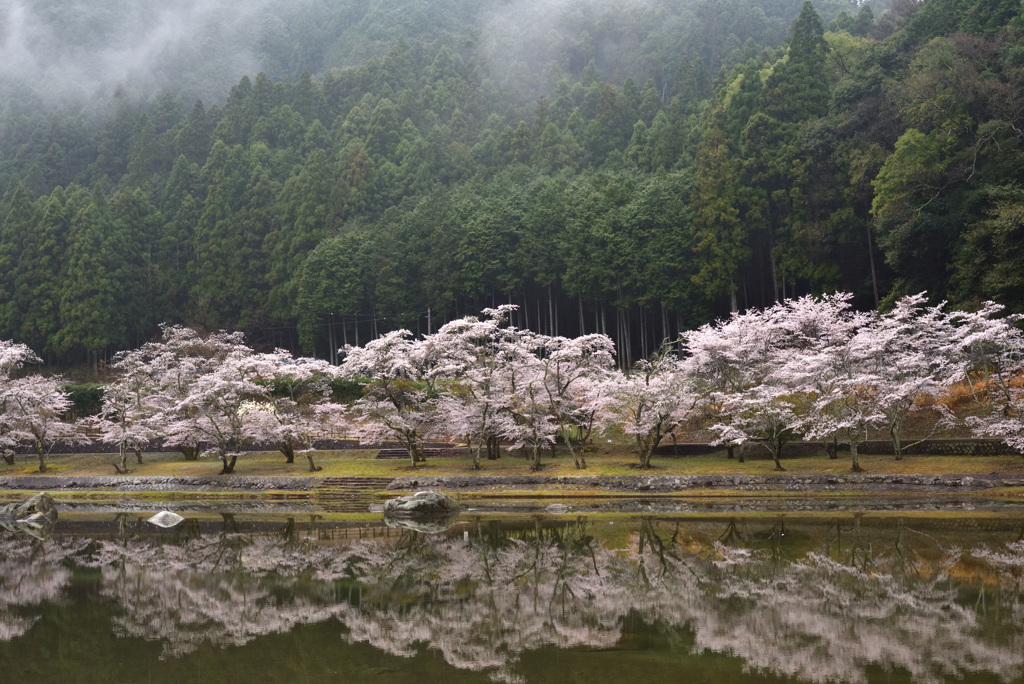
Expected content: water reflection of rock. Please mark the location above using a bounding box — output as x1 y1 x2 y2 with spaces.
382 512 459 534
0 514 1022 683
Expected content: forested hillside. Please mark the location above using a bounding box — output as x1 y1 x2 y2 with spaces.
0 0 1022 367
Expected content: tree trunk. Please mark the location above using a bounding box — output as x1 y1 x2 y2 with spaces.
826 436 838 460
2 451 13 465
850 439 864 472
638 436 653 469
624 307 633 366
640 306 647 360
770 253 779 303
180 446 200 461
891 422 903 461
549 285 556 337
220 452 237 474
867 222 880 308
565 436 586 469
118 444 129 474
135 448 143 465
35 442 46 473
771 439 785 471
661 303 669 348
406 438 425 467
306 452 321 472
531 442 542 471
280 441 296 464
469 437 481 470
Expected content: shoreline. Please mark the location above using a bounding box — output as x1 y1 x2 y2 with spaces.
2 472 1023 499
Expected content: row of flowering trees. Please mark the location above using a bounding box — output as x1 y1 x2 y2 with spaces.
0 327 344 474
2 293 1023 474
342 295 1024 473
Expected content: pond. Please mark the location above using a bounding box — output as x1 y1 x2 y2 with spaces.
2 503 1023 684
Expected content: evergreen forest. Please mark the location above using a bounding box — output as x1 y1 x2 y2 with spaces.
1 0 1022 368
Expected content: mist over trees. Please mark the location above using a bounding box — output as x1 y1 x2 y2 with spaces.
0 0 1022 368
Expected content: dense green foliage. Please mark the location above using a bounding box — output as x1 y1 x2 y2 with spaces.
1 0 1022 366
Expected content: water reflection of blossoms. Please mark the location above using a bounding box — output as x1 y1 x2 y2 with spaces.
1 514 1023 683
0 538 72 641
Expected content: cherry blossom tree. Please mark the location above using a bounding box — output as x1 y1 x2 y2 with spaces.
867 294 959 459
0 341 42 465
683 305 802 471
428 308 521 469
6 375 75 473
536 333 616 469
340 330 441 467
427 308 616 471
503 359 558 471
773 294 880 472
610 349 698 469
94 347 163 474
247 355 344 472
953 302 1024 453
165 345 274 474
142 325 249 462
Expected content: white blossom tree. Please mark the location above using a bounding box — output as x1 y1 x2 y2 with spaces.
94 347 163 473
953 302 1024 453
6 374 75 473
536 333 616 469
428 307 522 469
247 354 344 472
775 294 879 472
0 341 42 465
340 330 441 467
428 309 616 471
610 349 698 469
477 326 564 471
134 325 250 462
165 345 274 474
683 305 803 471
867 294 959 459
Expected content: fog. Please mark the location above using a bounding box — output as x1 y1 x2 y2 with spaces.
0 0 272 101
0 0 799 108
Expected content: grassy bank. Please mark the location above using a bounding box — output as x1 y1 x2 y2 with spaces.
7 443 1024 480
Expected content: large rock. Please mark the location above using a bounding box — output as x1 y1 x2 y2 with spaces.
383 490 460 517
0 492 58 539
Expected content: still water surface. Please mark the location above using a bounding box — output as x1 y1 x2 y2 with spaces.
2 506 1023 683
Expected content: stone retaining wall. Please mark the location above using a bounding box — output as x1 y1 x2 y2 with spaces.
652 439 1009 457
3 472 1022 496
389 473 1024 493
0 476 317 492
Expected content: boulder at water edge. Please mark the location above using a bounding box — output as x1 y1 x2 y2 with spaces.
0 492 58 539
383 490 460 517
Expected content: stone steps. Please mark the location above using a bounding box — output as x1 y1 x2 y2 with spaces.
375 448 444 459
314 476 394 512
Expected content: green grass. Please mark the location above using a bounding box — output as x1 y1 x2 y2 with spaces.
8 444 1024 480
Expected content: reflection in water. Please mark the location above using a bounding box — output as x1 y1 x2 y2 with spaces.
0 512 1022 683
